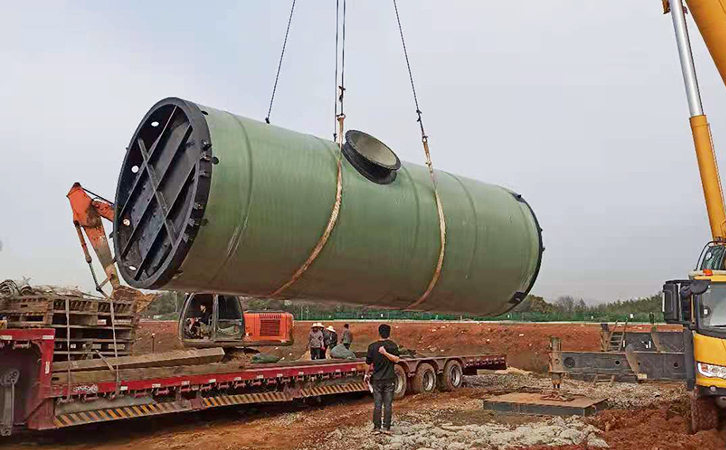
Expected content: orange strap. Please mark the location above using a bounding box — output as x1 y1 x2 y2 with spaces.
270 115 345 297
405 136 446 310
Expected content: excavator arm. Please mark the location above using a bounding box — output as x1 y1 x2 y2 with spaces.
67 182 120 291
67 182 156 308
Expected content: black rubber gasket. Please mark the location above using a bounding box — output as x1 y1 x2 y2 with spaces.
342 130 401 185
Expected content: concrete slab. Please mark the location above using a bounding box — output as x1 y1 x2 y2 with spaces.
483 392 607 417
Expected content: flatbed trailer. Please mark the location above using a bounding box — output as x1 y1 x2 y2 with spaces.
0 328 506 436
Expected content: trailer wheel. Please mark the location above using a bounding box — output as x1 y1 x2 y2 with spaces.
439 360 463 391
411 363 437 394
691 391 718 433
393 365 407 400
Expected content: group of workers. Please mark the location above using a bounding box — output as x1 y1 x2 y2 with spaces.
308 322 401 434
307 322 353 360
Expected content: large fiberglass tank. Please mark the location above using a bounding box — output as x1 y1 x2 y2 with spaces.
113 98 543 316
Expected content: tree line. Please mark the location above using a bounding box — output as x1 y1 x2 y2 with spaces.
142 291 664 322
512 293 662 319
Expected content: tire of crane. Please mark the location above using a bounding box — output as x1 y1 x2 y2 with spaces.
439 360 464 391
691 391 719 433
411 363 437 394
393 365 408 400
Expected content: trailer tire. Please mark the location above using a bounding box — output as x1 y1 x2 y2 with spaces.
439 360 463 391
691 392 718 433
393 365 407 400
411 363 437 394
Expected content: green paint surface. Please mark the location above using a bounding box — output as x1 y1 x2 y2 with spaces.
164 102 543 316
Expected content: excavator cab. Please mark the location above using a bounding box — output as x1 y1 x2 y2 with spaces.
178 293 295 348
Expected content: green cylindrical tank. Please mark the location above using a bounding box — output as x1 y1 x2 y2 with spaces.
113 98 543 316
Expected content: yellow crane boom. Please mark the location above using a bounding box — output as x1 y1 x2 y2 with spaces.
668 0 726 241
686 0 726 88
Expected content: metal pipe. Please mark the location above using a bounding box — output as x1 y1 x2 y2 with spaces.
670 0 704 117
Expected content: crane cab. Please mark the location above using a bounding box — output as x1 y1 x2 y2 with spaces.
178 293 294 348
663 267 726 432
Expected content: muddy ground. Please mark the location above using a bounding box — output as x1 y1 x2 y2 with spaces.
7 321 721 450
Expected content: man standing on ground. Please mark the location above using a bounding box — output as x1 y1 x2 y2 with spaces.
342 323 353 349
308 323 325 360
365 324 400 434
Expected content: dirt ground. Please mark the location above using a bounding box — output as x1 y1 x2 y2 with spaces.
7 321 718 450
134 320 681 372
5 373 723 450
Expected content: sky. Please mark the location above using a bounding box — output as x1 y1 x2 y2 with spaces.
1 1 725 304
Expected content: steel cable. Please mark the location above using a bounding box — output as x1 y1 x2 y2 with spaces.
265 0 297 124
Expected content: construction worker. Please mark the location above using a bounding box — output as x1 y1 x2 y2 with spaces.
342 323 353 349
325 325 338 355
190 302 213 338
364 324 400 434
198 303 212 326
321 325 329 359
308 323 325 360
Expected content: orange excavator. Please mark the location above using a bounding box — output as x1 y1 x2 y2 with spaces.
66 182 294 349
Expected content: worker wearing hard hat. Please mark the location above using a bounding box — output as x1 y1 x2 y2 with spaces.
324 325 338 357
308 323 325 360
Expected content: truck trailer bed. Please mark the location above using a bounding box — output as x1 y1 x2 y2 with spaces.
1 328 506 436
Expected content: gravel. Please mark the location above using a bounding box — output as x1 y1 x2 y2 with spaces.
464 372 684 409
316 415 607 450
298 371 684 450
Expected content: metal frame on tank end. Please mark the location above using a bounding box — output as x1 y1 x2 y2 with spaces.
113 98 214 290
502 192 545 312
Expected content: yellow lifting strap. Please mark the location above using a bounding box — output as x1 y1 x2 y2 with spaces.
406 133 447 311
391 0 447 310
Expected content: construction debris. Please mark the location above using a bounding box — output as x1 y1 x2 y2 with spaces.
320 415 608 450
468 372 684 409
483 392 607 417
0 279 142 361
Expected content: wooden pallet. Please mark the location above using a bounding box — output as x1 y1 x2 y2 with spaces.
0 294 140 361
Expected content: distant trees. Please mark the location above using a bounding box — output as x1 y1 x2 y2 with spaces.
512 292 662 319
142 291 184 318
534 293 662 319
512 295 554 314
553 295 576 313
141 290 664 321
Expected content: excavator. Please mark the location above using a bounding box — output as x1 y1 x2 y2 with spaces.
66 183 294 349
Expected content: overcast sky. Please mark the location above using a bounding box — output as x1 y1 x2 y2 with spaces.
2 1 725 303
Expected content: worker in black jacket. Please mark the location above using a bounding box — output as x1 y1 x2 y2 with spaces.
364 324 400 434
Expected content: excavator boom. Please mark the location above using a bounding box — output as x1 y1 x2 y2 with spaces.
67 182 120 290
67 182 157 309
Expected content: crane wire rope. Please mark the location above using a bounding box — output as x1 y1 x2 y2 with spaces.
333 0 340 140
392 0 447 310
270 0 346 297
265 0 297 124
